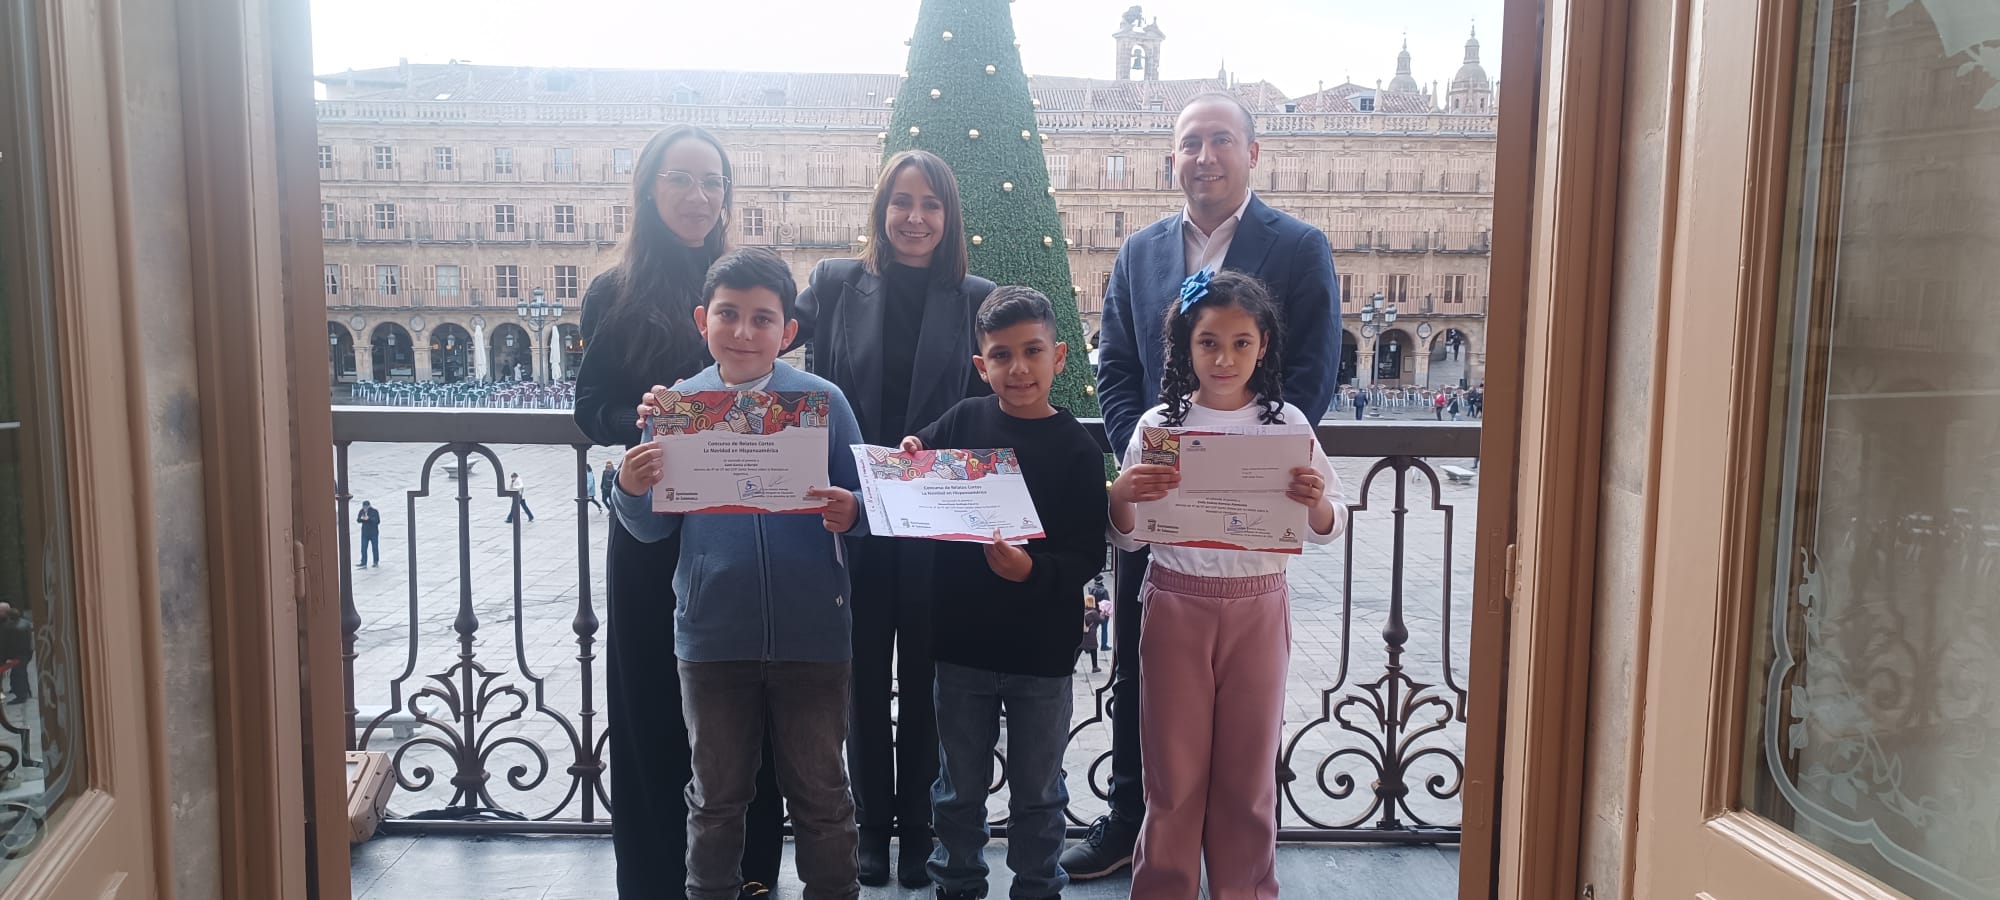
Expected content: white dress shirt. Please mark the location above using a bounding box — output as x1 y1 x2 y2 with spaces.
1109 399 1347 578
1182 191 1256 276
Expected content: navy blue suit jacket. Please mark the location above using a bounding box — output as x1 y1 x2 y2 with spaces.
1095 194 1340 453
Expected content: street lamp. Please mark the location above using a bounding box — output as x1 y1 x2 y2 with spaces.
517 287 565 382
1356 291 1398 413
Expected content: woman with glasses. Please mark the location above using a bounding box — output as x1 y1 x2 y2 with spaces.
789 149 995 888
574 124 785 900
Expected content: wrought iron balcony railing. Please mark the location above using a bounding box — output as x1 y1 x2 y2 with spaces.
331 407 1478 843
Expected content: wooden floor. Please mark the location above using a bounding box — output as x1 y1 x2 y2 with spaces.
350 833 1460 899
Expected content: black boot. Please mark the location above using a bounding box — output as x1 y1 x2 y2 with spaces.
898 827 934 888
858 827 891 887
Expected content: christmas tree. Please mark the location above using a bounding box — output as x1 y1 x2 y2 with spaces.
884 0 1099 419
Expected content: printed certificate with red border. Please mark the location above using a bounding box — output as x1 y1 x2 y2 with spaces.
645 390 830 514
1133 424 1315 553
849 446 1046 543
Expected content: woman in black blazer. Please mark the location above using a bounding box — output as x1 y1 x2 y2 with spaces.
791 149 994 887
574 124 784 900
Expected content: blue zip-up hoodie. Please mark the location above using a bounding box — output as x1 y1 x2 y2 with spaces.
612 361 866 663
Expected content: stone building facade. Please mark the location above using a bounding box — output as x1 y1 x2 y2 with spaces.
317 12 1496 391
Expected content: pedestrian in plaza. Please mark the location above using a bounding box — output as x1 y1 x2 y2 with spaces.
1076 594 1104 673
1084 91 1340 880
1449 391 1463 421
572 124 785 900
600 459 617 508
1088 576 1111 650
898 287 1106 900
355 500 382 568
1107 271 1347 898
1352 388 1369 420
1434 390 1448 420
0 602 32 704
584 464 604 511
611 247 866 900
503 472 536 524
788 149 994 887
1471 383 1485 418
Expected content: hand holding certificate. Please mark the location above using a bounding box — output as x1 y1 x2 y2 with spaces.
643 390 831 514
849 445 1046 543
1123 425 1317 553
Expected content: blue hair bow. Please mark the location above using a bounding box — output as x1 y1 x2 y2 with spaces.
1178 268 1214 314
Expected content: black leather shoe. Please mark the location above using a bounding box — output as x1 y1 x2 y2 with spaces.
858 828 891 887
1059 814 1138 880
898 830 934 888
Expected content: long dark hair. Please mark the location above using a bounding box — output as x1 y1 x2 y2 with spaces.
600 125 734 371
862 150 968 286
1158 270 1286 426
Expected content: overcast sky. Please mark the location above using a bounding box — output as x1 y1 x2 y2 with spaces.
310 0 1501 100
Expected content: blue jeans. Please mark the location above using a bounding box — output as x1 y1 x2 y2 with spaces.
679 659 859 900
929 661 1072 900
358 531 380 566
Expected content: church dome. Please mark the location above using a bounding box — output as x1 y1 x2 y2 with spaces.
1452 28 1490 87
1387 40 1420 93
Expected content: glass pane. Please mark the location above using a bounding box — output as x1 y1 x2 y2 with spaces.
0 0 90 879
1744 0 2000 897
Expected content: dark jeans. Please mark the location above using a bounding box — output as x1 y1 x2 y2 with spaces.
929 662 1072 899
1353 405 1366 420
847 537 937 839
605 521 783 899
1107 547 1149 822
680 658 859 900
358 531 380 566
1095 620 1109 650
504 496 535 522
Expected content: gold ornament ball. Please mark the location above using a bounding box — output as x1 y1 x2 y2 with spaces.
1043 235 1054 247
942 30 953 41
1085 384 1096 396
1031 98 1041 108
1046 186 1056 195
930 88 942 99
985 64 997 75
1002 181 1014 192
1072 285 1082 296
968 128 980 139
971 235 984 245
1040 133 1049 142
1020 129 1032 140
909 126 921 136
877 131 888 140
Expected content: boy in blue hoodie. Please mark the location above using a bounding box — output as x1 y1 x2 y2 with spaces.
613 247 866 900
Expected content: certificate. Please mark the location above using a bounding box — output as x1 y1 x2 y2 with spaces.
849 446 1046 543
645 390 831 514
1132 425 1315 553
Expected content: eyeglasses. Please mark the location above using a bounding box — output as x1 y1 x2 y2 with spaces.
658 170 731 197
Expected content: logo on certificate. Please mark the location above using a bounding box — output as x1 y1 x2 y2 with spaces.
1281 528 1298 542
1145 518 1158 533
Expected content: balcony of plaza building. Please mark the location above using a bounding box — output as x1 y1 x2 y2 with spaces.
327 408 1479 897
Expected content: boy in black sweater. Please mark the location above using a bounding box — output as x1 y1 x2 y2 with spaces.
900 287 1108 900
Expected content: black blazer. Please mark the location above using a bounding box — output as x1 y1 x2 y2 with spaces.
573 271 711 448
791 258 996 446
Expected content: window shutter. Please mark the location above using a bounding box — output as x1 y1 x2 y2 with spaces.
424 264 436 292
484 266 496 294
543 265 554 292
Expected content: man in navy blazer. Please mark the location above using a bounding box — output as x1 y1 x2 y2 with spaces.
1068 92 1339 880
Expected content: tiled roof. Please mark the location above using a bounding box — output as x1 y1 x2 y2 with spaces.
319 65 906 106
1286 82 1436 114
319 63 1304 112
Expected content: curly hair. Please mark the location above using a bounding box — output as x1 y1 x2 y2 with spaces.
1157 270 1287 426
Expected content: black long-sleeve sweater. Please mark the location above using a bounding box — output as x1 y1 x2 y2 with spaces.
573 271 711 448
915 396 1109 678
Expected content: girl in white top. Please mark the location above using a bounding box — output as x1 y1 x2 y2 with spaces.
1107 269 1346 899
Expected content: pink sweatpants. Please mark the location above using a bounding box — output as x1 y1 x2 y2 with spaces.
1130 565 1290 900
